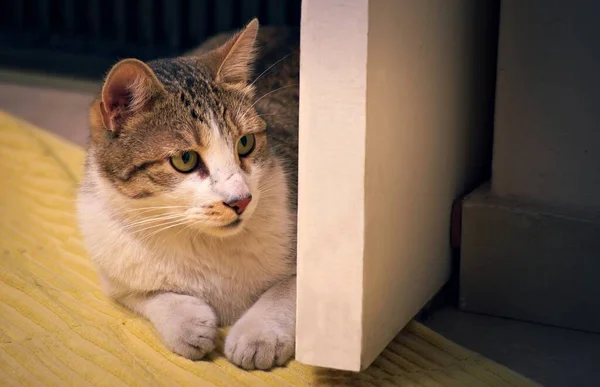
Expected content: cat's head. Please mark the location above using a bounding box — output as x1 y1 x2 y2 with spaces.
88 19 273 237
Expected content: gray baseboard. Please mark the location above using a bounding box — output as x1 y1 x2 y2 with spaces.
459 184 600 333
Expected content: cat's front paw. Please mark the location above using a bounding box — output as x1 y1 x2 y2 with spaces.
224 317 295 370
151 296 218 360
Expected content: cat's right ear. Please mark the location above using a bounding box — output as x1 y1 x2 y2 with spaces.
98 59 165 134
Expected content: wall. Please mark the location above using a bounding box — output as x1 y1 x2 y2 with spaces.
492 0 600 210
460 0 600 332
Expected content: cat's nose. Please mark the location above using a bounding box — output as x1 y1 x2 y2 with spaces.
223 195 252 215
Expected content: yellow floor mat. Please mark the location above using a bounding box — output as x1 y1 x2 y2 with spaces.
0 110 538 386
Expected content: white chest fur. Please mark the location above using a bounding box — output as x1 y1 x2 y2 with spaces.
77 165 296 325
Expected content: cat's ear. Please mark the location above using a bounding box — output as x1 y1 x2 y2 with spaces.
99 58 165 133
209 19 259 85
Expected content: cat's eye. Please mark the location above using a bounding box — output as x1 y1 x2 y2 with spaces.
170 151 199 173
237 134 256 157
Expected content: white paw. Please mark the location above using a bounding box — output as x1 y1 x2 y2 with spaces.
224 317 295 370
152 297 218 360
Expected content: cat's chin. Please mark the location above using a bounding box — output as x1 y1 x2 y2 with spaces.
202 219 247 238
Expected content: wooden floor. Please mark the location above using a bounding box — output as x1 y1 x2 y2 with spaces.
1 69 599 387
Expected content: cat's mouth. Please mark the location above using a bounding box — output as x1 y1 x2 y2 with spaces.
221 218 242 229
205 218 244 237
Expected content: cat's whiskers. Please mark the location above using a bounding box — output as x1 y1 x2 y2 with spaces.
147 217 200 247
120 205 191 214
235 52 292 117
132 221 194 246
142 218 196 243
127 215 189 234
248 53 292 90
174 218 199 239
256 185 281 197
102 202 190 222
122 213 189 230
239 84 298 122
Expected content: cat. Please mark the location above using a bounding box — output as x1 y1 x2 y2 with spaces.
76 19 299 370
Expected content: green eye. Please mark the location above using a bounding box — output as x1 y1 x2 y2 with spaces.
237 134 256 157
170 151 199 173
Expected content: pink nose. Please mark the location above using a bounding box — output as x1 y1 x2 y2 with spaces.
224 195 252 215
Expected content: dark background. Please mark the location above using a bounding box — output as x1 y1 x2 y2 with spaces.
0 0 302 79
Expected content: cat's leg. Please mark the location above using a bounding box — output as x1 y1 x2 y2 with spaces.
102 275 218 360
225 275 296 370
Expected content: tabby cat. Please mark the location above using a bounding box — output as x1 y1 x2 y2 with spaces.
76 19 299 370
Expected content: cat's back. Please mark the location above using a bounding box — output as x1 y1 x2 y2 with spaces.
251 27 300 177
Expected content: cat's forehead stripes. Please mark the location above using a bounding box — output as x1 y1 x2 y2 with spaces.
150 59 218 121
148 57 249 143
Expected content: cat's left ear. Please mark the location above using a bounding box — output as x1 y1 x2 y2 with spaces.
208 18 259 85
